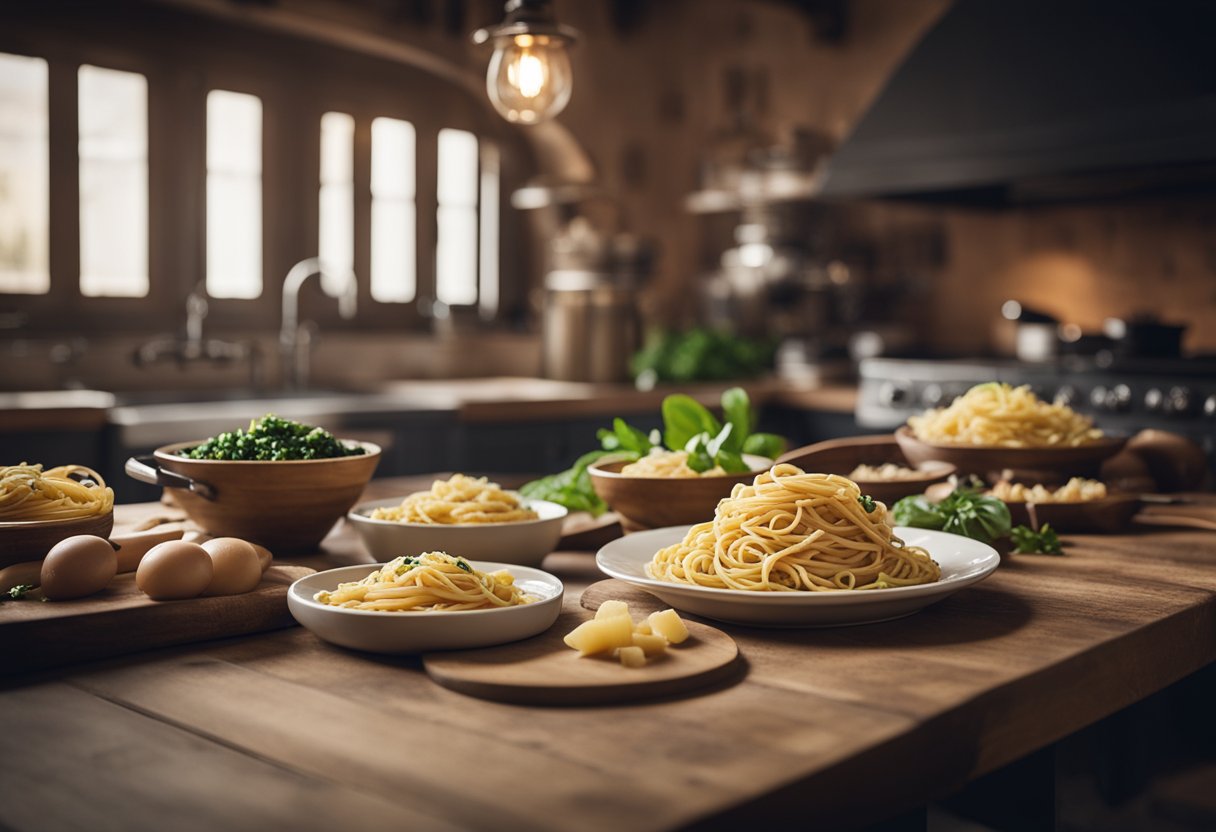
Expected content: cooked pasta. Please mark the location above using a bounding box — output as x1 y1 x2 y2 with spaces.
0 463 114 521
370 474 538 524
907 382 1103 447
314 552 534 612
849 463 922 481
620 450 725 478
647 464 940 592
990 477 1108 503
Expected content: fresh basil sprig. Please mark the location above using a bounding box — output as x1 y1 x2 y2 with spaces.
892 487 1012 545
1010 524 1063 555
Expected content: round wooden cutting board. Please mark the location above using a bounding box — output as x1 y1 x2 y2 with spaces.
423 593 741 706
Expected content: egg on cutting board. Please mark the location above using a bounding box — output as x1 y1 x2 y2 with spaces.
200 537 263 596
136 541 213 601
40 535 118 600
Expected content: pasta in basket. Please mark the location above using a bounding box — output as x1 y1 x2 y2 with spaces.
314 552 534 612
648 464 940 592
907 382 1103 448
0 463 114 521
371 474 538 525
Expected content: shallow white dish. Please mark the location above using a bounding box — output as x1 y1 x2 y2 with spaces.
287 562 564 654
596 526 999 628
347 496 568 566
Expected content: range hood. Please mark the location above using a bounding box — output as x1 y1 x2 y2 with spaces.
819 0 1216 203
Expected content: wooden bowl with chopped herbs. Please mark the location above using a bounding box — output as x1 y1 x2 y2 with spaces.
124 415 380 553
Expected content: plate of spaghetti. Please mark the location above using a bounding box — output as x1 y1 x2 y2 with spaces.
595 464 999 627
348 475 568 565
287 553 564 653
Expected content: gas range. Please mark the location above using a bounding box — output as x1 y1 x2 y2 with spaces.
857 356 1216 463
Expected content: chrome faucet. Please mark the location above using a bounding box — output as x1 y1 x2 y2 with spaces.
134 283 264 387
280 257 358 389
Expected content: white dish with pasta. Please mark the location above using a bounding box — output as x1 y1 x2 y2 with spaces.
596 526 999 627
287 561 564 653
347 496 567 566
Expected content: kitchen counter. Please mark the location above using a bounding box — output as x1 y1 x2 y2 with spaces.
2 480 1213 831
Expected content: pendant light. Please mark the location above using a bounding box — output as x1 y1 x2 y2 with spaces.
473 0 578 125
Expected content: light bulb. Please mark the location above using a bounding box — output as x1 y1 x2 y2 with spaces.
487 34 572 124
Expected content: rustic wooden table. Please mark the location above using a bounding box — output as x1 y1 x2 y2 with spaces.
2 478 1214 832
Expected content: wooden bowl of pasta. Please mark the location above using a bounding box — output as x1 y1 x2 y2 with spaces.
0 512 115 568
125 441 381 553
587 454 772 532
0 463 116 567
895 427 1127 480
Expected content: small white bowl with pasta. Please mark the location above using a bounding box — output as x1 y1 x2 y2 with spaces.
346 474 568 566
287 558 564 653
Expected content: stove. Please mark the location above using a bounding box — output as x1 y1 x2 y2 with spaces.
857 356 1216 471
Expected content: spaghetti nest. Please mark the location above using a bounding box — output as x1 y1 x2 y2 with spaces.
908 382 1103 447
0 463 114 521
620 450 725 478
647 464 941 592
314 552 534 612
370 474 538 525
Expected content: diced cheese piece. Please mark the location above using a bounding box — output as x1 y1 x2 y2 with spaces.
595 599 632 621
633 620 652 635
647 609 689 644
563 615 634 657
631 631 668 657
618 646 646 668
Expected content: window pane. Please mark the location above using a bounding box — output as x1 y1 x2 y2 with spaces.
79 65 147 297
0 53 48 295
319 111 353 294
479 143 500 317
437 128 477 207
436 205 477 306
371 117 415 303
206 90 261 298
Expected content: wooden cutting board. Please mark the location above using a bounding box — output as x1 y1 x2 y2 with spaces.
0 565 312 675
423 601 741 706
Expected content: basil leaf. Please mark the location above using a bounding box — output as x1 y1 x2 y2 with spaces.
715 448 750 474
720 387 750 453
612 418 654 455
891 495 946 530
742 432 786 460
685 437 715 473
1010 523 1062 555
705 423 734 458
662 394 720 452
597 428 621 451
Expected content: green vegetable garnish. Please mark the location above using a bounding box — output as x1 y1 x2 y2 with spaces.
181 414 365 461
520 388 788 515
5 584 34 601
631 328 777 385
858 494 876 513
892 487 1012 545
1010 524 1063 555
455 559 472 573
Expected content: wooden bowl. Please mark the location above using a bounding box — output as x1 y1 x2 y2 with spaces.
776 435 956 507
895 426 1127 481
126 441 381 553
1004 492 1142 534
587 455 771 532
0 511 115 569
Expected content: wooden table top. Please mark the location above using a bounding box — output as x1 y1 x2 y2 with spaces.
2 478 1214 832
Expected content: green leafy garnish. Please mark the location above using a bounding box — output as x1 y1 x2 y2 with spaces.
6 584 35 600
1010 524 1063 555
454 559 472 572
858 494 877 513
181 414 364 461
892 487 1012 545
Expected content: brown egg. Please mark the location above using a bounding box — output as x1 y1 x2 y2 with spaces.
137 540 213 601
201 537 263 596
250 543 274 573
40 535 118 600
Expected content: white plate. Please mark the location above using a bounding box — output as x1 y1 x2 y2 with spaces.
287 562 564 653
595 526 999 628
347 496 568 567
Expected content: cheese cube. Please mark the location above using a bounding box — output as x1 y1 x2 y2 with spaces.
563 615 634 657
618 646 647 668
647 609 689 644
631 631 668 657
594 599 632 621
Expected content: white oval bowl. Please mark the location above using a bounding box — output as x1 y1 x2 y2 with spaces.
288 562 564 654
346 496 568 566
596 526 999 628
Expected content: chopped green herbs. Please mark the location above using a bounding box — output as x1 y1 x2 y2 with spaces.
181 414 364 461
5 584 34 601
1010 524 1063 555
858 494 877 514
